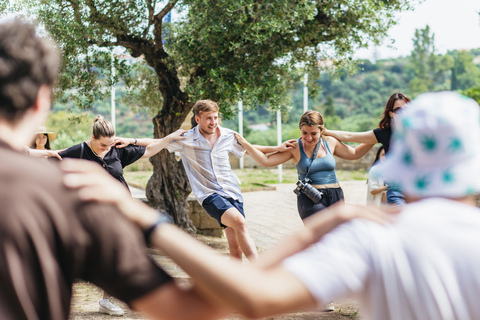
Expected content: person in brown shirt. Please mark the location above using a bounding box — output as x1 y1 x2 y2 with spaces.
0 18 223 320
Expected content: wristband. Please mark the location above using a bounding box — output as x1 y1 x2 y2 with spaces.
134 138 137 145
143 213 173 246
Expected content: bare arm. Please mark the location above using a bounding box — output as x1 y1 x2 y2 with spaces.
235 134 294 167
256 203 398 269
115 137 156 148
324 129 378 144
28 148 65 160
61 159 315 317
131 283 228 320
114 129 187 159
61 159 398 318
326 136 375 160
252 139 297 154
370 185 388 195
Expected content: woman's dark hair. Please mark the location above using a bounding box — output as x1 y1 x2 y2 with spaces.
30 133 51 150
371 146 385 168
378 92 411 129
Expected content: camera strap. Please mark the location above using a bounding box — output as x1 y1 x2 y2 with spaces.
304 139 322 180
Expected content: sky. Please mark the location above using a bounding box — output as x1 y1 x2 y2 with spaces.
355 0 480 60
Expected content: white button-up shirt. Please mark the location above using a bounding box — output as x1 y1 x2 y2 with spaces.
166 125 245 204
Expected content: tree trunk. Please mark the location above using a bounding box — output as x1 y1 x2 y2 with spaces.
145 87 197 235
146 149 195 234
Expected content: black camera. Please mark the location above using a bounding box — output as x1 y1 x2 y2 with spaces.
293 178 323 204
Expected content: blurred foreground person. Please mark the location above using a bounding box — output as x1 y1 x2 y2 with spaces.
0 18 225 320
64 91 480 320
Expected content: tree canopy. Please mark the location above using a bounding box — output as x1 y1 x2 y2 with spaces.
11 0 415 116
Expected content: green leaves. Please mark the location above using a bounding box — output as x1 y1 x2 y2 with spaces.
20 0 413 120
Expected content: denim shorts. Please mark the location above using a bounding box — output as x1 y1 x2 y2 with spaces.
202 193 245 228
386 186 406 206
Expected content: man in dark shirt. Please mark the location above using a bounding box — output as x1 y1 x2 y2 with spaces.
0 18 223 320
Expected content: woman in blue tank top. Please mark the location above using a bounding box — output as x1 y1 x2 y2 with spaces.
235 110 375 221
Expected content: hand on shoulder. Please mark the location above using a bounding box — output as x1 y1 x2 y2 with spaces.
167 129 188 141
234 133 248 147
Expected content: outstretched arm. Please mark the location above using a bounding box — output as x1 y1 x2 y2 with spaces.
61 159 397 318
28 147 65 160
256 203 398 269
324 129 378 144
235 134 294 167
252 139 297 154
114 129 187 159
327 137 375 160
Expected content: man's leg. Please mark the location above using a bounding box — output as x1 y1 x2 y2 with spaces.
221 207 258 262
224 227 243 260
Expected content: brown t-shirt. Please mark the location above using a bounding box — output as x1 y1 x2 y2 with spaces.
0 141 172 320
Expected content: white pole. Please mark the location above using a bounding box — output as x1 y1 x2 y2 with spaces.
111 51 116 131
303 73 308 113
277 109 283 183
238 101 244 169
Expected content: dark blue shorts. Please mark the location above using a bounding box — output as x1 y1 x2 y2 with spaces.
202 193 245 228
297 187 344 221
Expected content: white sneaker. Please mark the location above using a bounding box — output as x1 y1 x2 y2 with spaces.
323 302 335 312
99 298 124 316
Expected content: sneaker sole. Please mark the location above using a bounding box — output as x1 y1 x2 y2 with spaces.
99 306 124 316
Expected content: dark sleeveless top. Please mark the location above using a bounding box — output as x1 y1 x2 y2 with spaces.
296 138 338 185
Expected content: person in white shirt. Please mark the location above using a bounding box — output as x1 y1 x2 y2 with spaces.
114 99 292 262
64 91 480 320
367 146 387 205
165 99 275 261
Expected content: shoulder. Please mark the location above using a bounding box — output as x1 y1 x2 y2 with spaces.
373 127 390 137
59 143 83 157
220 127 236 137
324 136 339 147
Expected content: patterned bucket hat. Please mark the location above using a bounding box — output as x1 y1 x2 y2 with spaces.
377 91 480 198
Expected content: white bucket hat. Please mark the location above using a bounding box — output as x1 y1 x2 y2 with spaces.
377 91 480 198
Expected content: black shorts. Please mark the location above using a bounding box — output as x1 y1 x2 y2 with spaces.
296 187 344 220
202 193 245 228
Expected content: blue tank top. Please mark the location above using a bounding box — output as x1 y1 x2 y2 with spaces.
296 138 338 185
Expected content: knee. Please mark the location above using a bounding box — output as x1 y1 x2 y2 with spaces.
229 215 248 231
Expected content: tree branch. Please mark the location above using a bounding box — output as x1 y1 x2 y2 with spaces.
143 0 156 38
152 1 177 56
154 0 177 21
67 0 82 24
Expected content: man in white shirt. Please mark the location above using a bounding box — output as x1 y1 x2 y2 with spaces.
66 91 480 320
166 99 259 261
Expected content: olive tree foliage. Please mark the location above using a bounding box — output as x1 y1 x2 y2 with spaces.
9 0 414 233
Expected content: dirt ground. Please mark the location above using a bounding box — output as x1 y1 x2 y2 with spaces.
69 235 361 320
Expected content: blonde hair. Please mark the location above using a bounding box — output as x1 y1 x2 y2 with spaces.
194 99 219 116
298 111 325 135
92 115 115 139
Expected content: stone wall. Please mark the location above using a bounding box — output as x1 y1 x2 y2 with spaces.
188 196 224 238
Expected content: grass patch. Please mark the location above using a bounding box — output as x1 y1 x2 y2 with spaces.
125 168 367 190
